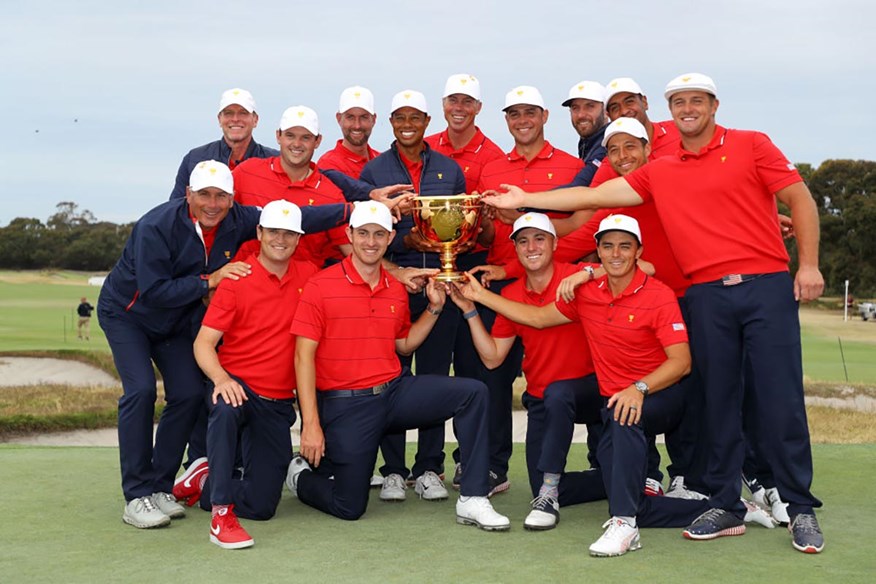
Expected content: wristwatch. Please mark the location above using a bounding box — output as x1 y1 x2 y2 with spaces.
634 380 649 396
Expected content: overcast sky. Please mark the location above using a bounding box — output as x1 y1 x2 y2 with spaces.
2 0 874 226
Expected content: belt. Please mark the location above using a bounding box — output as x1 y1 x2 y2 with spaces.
257 394 296 403
720 273 759 287
321 382 391 399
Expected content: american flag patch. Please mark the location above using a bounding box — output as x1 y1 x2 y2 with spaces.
672 323 686 331
722 274 743 286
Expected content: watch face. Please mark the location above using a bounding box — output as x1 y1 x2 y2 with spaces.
635 381 648 394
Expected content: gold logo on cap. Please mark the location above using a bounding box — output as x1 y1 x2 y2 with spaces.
209 167 217 175
297 110 305 118
460 79 468 85
617 120 623 126
233 90 240 96
614 217 623 224
682 76 692 82
611 81 618 88
577 85 584 91
369 205 378 213
516 90 524 96
282 209 290 216
354 92 361 98
404 93 412 99
525 215 532 222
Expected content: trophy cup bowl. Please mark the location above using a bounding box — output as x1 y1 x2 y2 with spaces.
411 194 483 282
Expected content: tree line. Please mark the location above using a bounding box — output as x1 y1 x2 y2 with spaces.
1 159 874 295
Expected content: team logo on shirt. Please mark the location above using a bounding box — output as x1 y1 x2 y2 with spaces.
464 166 470 173
628 314 635 323
224 251 231 258
548 173 554 180
308 199 314 205
672 323 686 331
721 156 727 163
438 173 443 179
390 305 396 313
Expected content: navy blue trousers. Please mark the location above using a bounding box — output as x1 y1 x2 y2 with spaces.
597 384 709 526
381 288 523 478
99 309 205 501
198 379 296 520
521 376 605 506
297 372 489 520
685 272 821 518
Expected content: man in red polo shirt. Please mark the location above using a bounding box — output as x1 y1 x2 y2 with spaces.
181 200 317 550
425 74 504 193
288 202 510 531
456 85 583 494
449 213 605 531
457 215 718 556
233 106 350 267
317 86 380 178
482 72 825 554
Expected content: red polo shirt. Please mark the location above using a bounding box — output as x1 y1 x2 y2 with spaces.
479 142 583 268
426 127 505 193
555 267 688 397
232 157 348 267
317 140 380 178
492 263 595 399
203 254 318 399
398 150 424 193
291 255 411 390
624 126 800 283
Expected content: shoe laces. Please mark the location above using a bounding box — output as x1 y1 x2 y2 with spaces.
384 474 405 490
600 517 633 538
530 493 558 511
155 492 177 504
420 471 443 489
792 514 821 534
695 508 726 524
140 496 159 512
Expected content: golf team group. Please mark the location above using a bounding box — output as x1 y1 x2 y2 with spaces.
96 71 826 556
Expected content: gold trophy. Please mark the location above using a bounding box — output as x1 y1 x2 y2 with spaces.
411 194 483 282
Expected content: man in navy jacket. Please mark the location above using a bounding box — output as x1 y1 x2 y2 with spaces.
100 160 350 529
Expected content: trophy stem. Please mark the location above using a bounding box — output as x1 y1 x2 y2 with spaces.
435 243 463 282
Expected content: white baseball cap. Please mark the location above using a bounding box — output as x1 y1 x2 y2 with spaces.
604 77 645 106
562 81 606 107
503 86 545 111
279 106 319 136
349 201 393 231
259 200 304 234
594 214 643 245
443 74 481 100
664 73 717 100
510 212 557 240
189 160 234 194
218 88 256 114
390 90 428 115
339 86 376 115
601 117 650 147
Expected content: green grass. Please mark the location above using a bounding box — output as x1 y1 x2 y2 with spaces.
0 278 109 351
0 444 872 583
801 331 876 383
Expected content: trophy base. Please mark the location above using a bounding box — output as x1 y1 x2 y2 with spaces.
434 271 466 283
